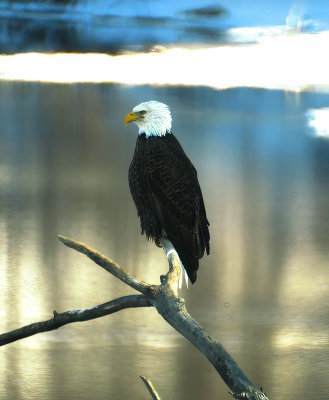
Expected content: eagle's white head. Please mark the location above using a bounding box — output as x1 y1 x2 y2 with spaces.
125 101 172 138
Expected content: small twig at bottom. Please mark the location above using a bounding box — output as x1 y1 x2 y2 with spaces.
140 375 161 400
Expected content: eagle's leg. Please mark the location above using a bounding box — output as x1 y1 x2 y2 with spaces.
159 237 189 288
163 244 189 289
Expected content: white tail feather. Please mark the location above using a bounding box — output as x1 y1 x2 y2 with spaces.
184 268 189 289
179 264 189 289
179 265 183 289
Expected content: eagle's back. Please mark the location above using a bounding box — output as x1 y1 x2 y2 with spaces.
128 132 210 283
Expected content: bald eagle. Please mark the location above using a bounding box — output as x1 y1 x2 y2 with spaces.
125 101 210 284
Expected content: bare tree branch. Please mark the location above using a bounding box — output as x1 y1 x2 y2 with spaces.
154 294 267 400
139 375 161 400
1 235 270 399
0 295 150 347
58 235 153 295
154 242 268 400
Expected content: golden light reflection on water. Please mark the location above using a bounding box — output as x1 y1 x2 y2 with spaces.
1 31 329 91
273 329 328 350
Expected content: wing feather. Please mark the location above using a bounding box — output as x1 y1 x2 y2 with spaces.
143 135 210 282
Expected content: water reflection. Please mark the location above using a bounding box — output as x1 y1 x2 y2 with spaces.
0 82 329 400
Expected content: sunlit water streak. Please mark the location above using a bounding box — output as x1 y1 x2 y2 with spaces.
1 31 329 92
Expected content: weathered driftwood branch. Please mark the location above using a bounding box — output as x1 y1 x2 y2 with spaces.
0 295 150 347
153 239 268 400
58 235 153 295
140 375 162 400
0 235 269 400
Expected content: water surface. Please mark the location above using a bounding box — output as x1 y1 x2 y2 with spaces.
0 81 328 399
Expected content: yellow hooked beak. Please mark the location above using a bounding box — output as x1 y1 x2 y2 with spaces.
125 111 138 125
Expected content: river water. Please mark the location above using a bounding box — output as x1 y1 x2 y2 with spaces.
0 80 328 399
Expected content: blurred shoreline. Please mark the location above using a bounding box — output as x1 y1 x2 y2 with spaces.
0 0 325 53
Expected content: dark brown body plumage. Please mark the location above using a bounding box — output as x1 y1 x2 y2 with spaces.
128 132 210 283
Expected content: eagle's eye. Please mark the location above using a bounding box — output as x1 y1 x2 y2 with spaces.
139 110 147 116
